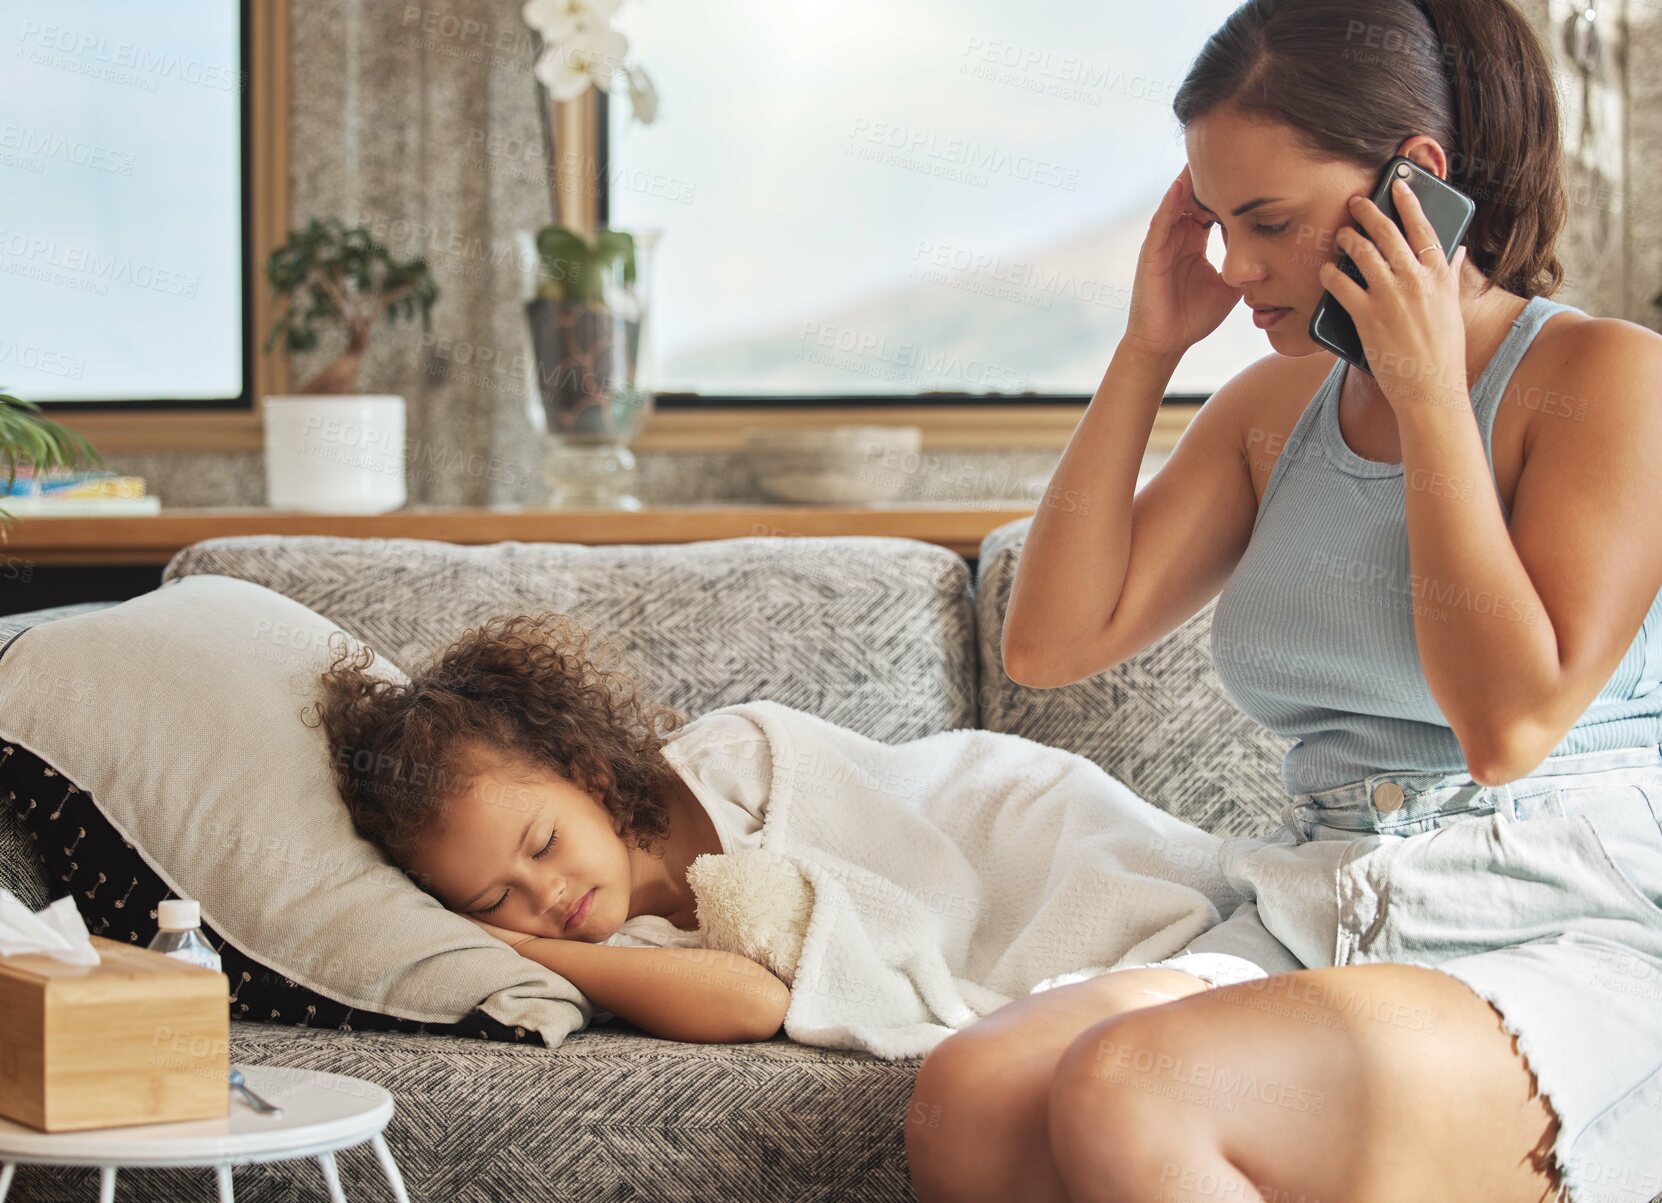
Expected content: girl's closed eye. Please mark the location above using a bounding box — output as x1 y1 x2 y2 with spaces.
476 828 559 914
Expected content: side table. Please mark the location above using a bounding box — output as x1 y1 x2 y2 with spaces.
0 1064 409 1202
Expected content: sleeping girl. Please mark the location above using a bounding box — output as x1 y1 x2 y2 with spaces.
308 609 1242 1052
309 609 793 1045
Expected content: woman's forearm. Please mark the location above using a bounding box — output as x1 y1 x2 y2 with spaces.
514 937 791 1043
1003 338 1184 682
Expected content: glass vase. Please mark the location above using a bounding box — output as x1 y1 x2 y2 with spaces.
519 227 659 510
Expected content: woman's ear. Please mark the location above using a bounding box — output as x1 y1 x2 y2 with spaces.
1395 134 1450 181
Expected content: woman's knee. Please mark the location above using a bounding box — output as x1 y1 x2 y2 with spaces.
906 970 1212 1187
906 1034 1014 1202
907 1027 1032 1161
1044 1004 1230 1195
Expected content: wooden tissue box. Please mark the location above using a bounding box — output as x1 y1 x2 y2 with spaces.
0 934 229 1132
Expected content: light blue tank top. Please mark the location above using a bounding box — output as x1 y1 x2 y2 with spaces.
1210 293 1662 796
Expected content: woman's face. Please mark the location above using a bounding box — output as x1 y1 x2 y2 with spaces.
407 741 632 942
1184 107 1431 353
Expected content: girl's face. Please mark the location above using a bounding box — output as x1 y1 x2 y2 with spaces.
1184 107 1442 353
407 741 632 942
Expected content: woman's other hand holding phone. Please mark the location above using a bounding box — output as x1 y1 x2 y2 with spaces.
1124 164 1243 360
1320 178 1471 416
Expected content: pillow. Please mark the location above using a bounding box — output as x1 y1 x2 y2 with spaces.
0 574 595 1045
0 603 119 910
2 739 532 1040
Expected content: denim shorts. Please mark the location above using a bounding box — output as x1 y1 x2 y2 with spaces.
1118 743 1662 1203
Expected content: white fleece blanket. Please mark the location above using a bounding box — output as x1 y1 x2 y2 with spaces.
682 701 1245 1059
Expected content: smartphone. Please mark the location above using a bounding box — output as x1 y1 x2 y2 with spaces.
1308 156 1476 376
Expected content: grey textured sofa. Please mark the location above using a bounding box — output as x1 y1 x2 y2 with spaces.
0 523 1291 1202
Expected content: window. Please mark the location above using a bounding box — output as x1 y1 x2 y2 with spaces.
603 0 1265 403
0 0 249 409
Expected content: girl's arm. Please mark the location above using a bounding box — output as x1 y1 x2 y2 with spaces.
506 934 791 1044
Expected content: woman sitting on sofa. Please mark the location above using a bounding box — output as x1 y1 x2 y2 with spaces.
910 1 1662 1202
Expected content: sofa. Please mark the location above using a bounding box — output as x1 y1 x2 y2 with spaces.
0 521 1292 1202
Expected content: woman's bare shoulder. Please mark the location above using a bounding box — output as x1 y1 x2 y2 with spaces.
1519 314 1662 449
1213 351 1338 502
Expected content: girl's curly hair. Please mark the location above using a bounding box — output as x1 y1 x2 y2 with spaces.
302 611 687 885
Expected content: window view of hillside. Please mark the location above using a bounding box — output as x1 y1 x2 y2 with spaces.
608 0 1268 398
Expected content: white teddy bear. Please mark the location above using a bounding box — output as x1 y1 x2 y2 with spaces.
685 847 814 983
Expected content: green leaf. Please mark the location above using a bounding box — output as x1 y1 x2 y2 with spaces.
534 226 595 303
594 229 637 288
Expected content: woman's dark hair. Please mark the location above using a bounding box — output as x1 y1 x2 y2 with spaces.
1173 0 1566 299
302 612 687 881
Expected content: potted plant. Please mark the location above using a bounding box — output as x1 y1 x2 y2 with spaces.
520 0 660 510
0 389 104 534
260 217 440 514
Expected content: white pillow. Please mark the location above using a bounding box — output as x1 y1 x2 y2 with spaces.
0 574 595 1043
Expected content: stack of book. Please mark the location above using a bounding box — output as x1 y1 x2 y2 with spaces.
0 468 161 516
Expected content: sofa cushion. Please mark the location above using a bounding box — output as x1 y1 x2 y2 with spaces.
0 575 590 1043
0 601 122 910
1 1021 919 1203
161 534 977 744
976 518 1293 838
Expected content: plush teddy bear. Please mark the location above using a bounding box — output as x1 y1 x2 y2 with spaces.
685 847 814 983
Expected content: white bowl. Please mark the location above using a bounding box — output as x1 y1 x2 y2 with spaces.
743 425 923 504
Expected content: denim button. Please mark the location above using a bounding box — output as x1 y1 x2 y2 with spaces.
1372 781 1406 812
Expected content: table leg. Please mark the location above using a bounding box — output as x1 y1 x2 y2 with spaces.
215 1164 234 1203
98 1166 116 1203
0 1161 13 1203
315 1151 347 1203
368 1135 410 1203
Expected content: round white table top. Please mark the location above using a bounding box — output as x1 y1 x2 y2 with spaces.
0 1065 394 1167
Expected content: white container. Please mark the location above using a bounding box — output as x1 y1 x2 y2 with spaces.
743 425 923 504
263 395 407 514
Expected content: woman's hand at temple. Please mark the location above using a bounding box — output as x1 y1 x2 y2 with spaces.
1320 178 1470 416
1124 163 1244 359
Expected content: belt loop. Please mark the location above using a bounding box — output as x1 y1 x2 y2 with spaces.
1494 779 1518 820
1276 795 1308 838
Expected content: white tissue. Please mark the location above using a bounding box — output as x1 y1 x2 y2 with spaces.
0 888 101 966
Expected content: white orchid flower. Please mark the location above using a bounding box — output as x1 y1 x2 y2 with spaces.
626 63 658 124
521 0 620 42
533 26 630 100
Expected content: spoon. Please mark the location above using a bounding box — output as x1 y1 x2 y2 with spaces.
228 1068 283 1117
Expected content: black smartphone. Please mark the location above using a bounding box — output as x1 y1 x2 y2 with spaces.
1308 156 1476 376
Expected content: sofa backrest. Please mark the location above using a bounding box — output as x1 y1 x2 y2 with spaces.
975 518 1293 837
162 534 979 746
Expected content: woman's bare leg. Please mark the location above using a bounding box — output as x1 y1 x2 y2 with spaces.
906 967 1214 1203
1046 964 1562 1203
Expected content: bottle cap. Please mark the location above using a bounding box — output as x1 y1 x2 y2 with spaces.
158 899 201 930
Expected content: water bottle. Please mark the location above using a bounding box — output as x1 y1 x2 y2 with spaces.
147 899 222 972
